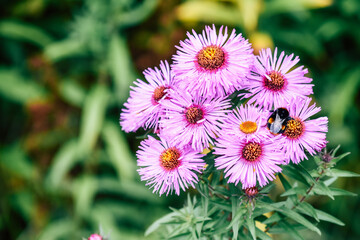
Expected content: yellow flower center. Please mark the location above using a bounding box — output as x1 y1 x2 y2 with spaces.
160 147 181 171
283 118 304 139
197 45 225 70
239 121 258 134
242 142 262 162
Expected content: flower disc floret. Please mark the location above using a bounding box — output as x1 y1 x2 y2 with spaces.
239 121 258 134
197 45 225 70
185 106 204 124
283 118 304 139
242 142 262 162
160 147 181 170
263 71 286 91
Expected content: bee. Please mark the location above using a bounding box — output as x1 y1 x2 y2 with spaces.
267 108 292 135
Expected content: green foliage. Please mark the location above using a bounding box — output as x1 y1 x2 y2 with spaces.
145 148 356 239
1 0 359 239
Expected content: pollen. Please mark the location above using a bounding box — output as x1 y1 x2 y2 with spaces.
283 118 304 139
263 71 286 91
152 86 168 103
240 121 258 134
185 106 204 124
160 147 181 171
197 45 225 71
242 142 262 162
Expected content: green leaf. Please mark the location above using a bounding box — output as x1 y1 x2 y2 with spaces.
0 69 47 104
102 121 136 180
263 213 282 224
329 187 357 197
315 209 344 226
296 202 319 221
278 207 321 235
44 38 87 62
0 20 53 47
282 166 310 187
145 211 177 236
332 152 351 164
277 222 305 240
0 143 35 180
37 219 75 240
115 0 159 28
108 34 136 103
45 139 79 190
326 169 360 177
292 164 316 185
281 187 307 197
245 216 256 240
72 176 98 218
255 227 272 240
278 174 298 204
59 79 86 107
331 145 341 157
78 84 109 156
313 182 334 200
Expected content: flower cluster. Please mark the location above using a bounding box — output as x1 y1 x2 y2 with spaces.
120 25 328 196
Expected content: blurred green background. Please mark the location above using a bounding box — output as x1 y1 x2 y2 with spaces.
0 0 359 239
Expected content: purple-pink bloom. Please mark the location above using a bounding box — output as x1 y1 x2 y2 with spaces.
172 25 254 98
160 90 231 152
214 133 285 188
120 60 176 133
277 97 328 164
137 135 205 196
88 234 102 240
243 48 313 109
219 104 269 142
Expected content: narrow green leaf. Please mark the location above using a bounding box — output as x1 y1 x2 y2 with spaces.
331 145 341 157
313 182 334 200
332 152 351 164
44 38 87 62
0 69 47 103
45 139 78 190
78 84 109 156
315 209 344 226
145 212 178 236
72 176 98 218
263 213 282 224
329 187 357 197
0 20 53 47
59 79 86 107
326 169 360 177
102 121 136 180
108 34 135 102
278 174 298 204
245 216 256 240
282 166 310 187
278 207 321 235
281 187 307 197
255 227 272 240
277 222 305 240
297 202 319 221
292 164 316 185
37 219 75 240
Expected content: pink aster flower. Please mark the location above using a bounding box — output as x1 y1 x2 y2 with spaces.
160 90 231 152
243 48 313 109
172 25 254 97
137 136 205 196
214 133 285 188
278 97 328 164
219 104 269 142
120 60 176 133
88 234 103 240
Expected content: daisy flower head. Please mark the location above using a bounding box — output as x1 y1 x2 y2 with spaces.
160 90 231 152
220 104 269 142
120 60 175 132
279 97 328 164
243 47 313 109
137 135 205 196
214 133 285 188
172 24 254 98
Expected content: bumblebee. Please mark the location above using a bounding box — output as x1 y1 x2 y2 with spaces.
267 108 292 135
